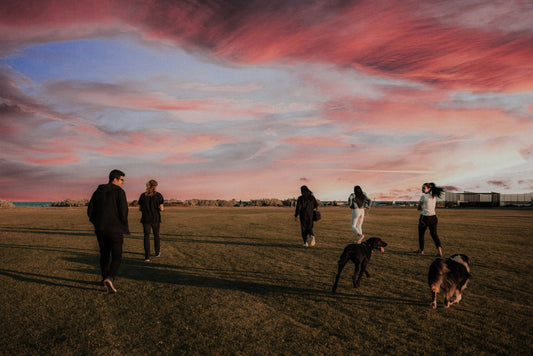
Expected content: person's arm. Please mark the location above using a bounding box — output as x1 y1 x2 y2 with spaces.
87 191 96 222
138 194 143 211
159 193 164 211
294 197 300 220
364 196 372 209
348 194 354 209
417 196 424 210
118 189 130 233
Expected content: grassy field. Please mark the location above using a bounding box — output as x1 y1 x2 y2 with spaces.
0 206 532 355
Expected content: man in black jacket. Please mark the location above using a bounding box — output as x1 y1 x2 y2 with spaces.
87 169 129 293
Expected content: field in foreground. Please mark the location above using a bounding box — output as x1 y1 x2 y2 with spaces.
0 206 532 355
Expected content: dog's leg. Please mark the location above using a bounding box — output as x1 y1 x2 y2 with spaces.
362 260 370 278
444 287 455 308
431 291 438 309
354 262 367 288
352 262 361 288
453 292 462 305
332 259 347 293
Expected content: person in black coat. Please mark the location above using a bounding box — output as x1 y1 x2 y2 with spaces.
294 185 319 247
138 179 164 261
87 169 129 293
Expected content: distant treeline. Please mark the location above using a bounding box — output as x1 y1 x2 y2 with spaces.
1 198 347 208
136 198 324 208
51 199 90 207
0 200 15 208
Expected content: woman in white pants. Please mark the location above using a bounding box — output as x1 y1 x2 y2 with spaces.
348 185 371 243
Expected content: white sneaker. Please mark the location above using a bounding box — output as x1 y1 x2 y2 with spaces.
302 242 308 247
104 278 117 294
310 235 316 246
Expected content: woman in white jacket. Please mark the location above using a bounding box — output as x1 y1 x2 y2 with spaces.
348 185 371 243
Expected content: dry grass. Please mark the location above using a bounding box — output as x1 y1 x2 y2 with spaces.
0 206 532 355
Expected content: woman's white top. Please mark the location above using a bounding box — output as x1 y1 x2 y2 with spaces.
420 194 436 216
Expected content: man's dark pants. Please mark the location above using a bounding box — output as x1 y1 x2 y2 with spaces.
96 230 123 280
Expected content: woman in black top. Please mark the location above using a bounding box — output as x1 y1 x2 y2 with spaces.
294 185 318 247
138 179 164 261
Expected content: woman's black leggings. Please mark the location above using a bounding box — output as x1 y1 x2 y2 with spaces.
143 222 161 259
418 215 441 251
300 218 314 243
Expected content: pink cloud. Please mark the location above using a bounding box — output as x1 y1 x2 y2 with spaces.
78 131 231 160
1 1 531 91
323 95 531 138
25 154 80 166
44 80 281 121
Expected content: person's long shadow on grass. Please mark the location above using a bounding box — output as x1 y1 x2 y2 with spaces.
0 226 93 237
331 289 428 307
0 242 94 254
68 254 424 306
156 234 340 251
54 245 428 306
64 252 337 299
1 243 102 291
0 268 101 291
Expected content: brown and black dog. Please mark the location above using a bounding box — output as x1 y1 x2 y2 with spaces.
332 237 387 292
428 254 471 309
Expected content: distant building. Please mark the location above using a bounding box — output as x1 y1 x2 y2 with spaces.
445 191 533 207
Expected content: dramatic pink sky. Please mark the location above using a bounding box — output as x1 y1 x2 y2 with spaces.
1 0 532 202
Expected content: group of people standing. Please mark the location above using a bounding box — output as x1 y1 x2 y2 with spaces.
88 169 445 294
294 183 445 257
87 169 164 294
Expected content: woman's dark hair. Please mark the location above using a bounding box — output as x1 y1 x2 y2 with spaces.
354 185 367 208
145 179 158 197
300 185 313 198
424 182 445 198
108 169 125 183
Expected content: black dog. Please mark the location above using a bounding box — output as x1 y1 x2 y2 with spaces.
332 237 387 292
428 254 471 309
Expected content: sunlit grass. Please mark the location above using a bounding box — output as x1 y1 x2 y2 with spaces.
1 206 532 355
